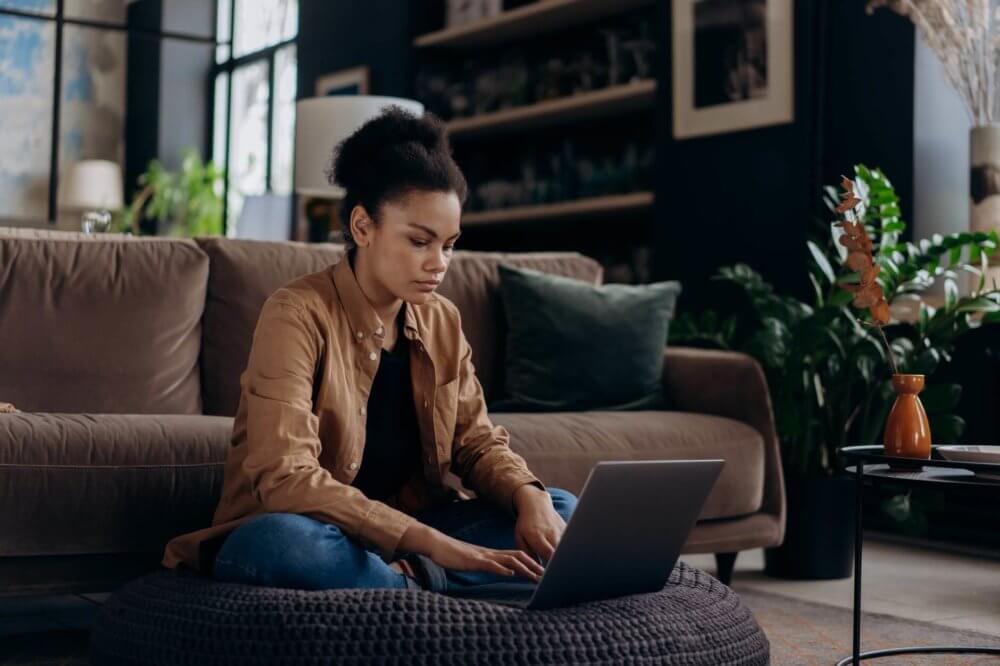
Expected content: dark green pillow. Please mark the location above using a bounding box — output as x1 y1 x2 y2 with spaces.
491 263 681 412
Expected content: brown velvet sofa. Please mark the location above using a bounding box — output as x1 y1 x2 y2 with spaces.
0 228 785 597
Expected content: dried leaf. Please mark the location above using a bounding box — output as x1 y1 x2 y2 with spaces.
871 300 891 325
846 251 871 271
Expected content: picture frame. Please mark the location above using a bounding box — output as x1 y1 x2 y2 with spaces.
671 0 793 140
314 65 370 97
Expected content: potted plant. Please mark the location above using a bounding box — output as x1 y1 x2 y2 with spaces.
671 165 1000 578
117 149 224 237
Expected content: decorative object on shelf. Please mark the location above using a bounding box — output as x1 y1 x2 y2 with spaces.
671 0 793 139
446 0 503 28
294 96 424 240
118 149 223 237
58 160 123 233
868 1 1000 248
669 165 1000 579
314 65 370 97
415 9 656 121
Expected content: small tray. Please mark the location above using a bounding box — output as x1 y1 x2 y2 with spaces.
840 445 1000 477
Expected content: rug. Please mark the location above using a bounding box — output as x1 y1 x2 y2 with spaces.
739 588 1000 665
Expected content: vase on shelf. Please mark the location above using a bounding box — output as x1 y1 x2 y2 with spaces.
883 374 931 466
970 126 1000 246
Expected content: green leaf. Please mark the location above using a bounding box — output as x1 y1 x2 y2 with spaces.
920 383 962 411
931 414 965 444
948 245 963 265
808 240 836 285
945 279 958 309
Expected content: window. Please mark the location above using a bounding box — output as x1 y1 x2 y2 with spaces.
212 0 297 236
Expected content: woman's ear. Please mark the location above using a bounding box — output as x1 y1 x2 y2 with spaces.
349 205 373 247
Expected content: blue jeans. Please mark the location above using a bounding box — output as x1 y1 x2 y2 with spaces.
213 488 577 591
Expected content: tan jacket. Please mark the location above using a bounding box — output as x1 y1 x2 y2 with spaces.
162 255 541 573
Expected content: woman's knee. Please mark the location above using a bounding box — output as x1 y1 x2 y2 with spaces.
214 512 358 588
547 488 578 521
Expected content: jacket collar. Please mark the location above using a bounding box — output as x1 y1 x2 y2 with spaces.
331 252 421 342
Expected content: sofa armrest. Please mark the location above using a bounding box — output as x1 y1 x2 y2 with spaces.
662 346 786 541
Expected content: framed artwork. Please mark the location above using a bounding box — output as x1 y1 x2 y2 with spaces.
671 0 793 139
314 65 370 97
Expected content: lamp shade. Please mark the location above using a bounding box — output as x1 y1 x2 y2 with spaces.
294 96 424 198
59 160 124 211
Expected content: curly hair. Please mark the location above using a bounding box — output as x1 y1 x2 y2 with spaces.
326 106 467 247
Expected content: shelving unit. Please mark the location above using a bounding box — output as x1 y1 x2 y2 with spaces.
446 79 656 138
414 0 654 49
462 191 653 226
410 0 659 281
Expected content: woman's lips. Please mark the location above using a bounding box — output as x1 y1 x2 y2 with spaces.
415 280 440 291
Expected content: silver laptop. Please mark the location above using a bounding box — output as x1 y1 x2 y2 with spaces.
449 459 724 610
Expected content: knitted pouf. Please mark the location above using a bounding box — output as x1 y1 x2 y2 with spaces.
90 561 768 665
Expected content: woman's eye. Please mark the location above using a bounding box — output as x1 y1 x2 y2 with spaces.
444 245 455 253
411 239 429 247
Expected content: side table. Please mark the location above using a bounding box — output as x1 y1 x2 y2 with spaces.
837 445 1000 666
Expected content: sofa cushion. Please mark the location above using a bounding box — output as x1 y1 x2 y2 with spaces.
493 411 765 520
437 252 603 403
0 412 231 557
0 228 208 414
492 263 680 412
195 238 346 416
196 239 603 415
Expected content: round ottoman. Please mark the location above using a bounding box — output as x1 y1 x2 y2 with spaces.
90 561 768 665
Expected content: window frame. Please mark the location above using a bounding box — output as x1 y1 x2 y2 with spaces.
210 0 297 236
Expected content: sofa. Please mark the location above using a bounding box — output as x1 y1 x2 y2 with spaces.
0 227 785 597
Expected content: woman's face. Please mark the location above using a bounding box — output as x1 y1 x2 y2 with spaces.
356 189 462 305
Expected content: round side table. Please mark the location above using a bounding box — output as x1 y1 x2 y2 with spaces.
837 445 1000 666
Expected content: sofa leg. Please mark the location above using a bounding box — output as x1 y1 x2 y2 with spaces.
715 552 737 585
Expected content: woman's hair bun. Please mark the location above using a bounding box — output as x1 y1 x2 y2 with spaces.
326 107 466 246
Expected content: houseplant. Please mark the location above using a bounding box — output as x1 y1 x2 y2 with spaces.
867 0 1000 240
670 165 1000 578
117 149 224 237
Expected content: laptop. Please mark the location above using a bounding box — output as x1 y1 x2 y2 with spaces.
447 459 724 610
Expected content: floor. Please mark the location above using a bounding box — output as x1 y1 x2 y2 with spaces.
683 536 1000 637
1 537 997 656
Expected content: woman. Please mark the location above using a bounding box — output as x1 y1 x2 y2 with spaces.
161 107 576 592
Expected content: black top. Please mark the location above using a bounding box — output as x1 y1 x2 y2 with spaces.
352 330 422 501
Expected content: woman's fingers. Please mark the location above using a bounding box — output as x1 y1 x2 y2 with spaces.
499 553 540 581
510 550 545 577
478 556 515 577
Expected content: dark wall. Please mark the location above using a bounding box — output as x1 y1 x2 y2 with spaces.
297 0 438 101
652 0 914 304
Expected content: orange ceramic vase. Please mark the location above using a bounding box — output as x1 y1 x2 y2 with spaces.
883 374 932 464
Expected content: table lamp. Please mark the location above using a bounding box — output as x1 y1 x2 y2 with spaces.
295 96 424 240
59 160 124 233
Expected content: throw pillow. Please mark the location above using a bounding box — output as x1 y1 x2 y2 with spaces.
491 263 681 412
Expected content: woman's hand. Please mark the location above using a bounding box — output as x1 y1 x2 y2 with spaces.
512 484 566 563
398 522 544 581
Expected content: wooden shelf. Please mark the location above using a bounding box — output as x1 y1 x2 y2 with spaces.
461 191 653 226
414 0 654 49
446 80 656 138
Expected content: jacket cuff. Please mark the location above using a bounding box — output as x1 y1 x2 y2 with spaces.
492 473 547 516
358 501 418 562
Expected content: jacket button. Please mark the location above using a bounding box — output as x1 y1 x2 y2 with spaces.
349 462 359 471
375 326 384 335
368 351 377 361
356 331 363 339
